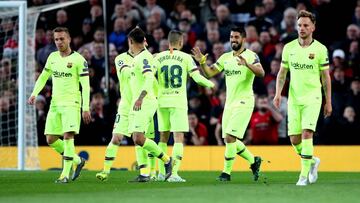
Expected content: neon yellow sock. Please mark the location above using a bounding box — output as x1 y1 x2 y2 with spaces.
223 142 236 175
60 139 75 178
292 143 302 155
235 139 254 164
135 145 149 176
49 139 64 154
158 142 167 175
300 139 313 177
73 154 81 165
103 143 119 173
143 138 169 163
172 143 183 176
147 153 156 177
50 139 81 165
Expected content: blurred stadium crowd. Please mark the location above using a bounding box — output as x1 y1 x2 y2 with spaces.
0 0 359 146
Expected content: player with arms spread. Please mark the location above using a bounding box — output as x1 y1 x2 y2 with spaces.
273 10 332 186
191 26 264 182
155 30 214 182
28 27 91 183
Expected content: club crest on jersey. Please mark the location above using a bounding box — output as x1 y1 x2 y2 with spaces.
309 53 315 60
118 60 124 67
84 61 88 67
67 62 73 68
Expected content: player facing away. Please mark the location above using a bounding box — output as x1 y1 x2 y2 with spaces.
127 27 173 181
28 27 91 183
191 26 264 182
155 30 215 182
96 42 156 182
95 47 133 181
273 10 332 186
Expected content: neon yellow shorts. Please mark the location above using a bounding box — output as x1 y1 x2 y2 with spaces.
112 113 131 137
222 106 253 139
145 119 155 139
44 106 81 135
157 107 189 132
288 102 321 135
129 99 157 134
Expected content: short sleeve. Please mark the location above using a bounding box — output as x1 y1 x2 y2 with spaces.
281 45 289 69
319 46 329 70
213 54 226 72
252 53 261 64
43 54 53 73
187 55 199 77
78 55 89 77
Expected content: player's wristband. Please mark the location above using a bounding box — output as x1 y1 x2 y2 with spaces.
200 55 207 65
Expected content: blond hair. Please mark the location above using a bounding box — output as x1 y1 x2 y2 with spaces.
297 10 316 24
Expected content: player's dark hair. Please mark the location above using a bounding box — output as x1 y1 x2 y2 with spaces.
188 109 197 116
128 27 145 43
168 30 183 46
53 27 70 37
297 10 316 24
231 26 246 38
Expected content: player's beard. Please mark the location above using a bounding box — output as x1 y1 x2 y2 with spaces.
61 45 71 53
231 41 242 51
299 31 310 40
57 44 67 52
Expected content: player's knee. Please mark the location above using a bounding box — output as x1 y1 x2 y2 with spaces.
224 135 236 143
111 134 123 145
173 132 184 143
159 136 168 142
63 132 75 140
290 135 301 145
133 138 144 146
46 135 57 145
132 133 145 146
302 130 313 139
160 131 170 142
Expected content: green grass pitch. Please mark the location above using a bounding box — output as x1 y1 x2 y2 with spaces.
0 171 359 203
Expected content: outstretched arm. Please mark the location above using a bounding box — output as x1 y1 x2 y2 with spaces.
191 70 215 88
191 47 220 78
